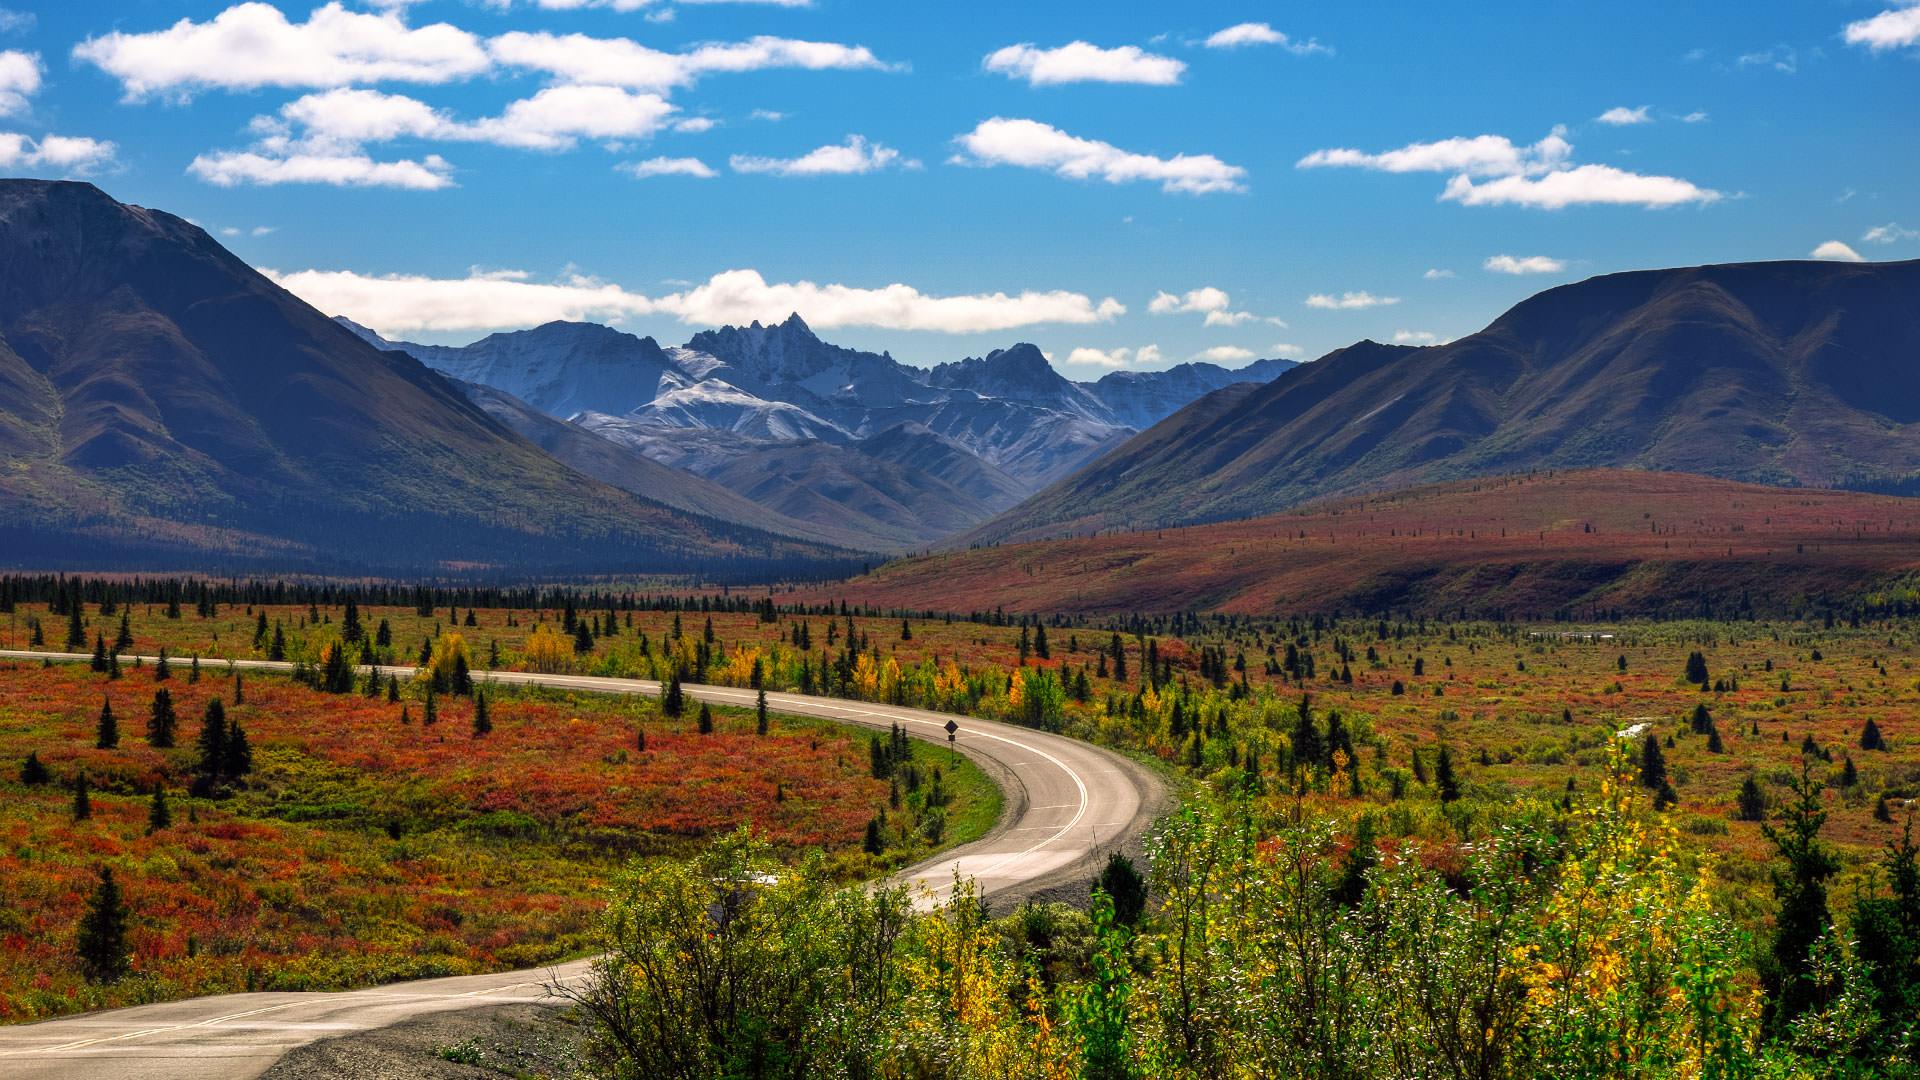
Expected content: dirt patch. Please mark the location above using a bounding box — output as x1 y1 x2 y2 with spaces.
260 1001 590 1080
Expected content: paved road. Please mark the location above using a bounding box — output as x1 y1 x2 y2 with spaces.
0 651 1166 1079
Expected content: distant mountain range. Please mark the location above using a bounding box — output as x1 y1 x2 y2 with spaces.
965 258 1920 545
341 313 1294 546
0 179 861 575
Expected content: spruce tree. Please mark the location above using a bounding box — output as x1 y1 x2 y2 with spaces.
662 673 685 717
20 751 49 785
756 688 769 736
222 722 252 779
697 703 714 735
90 633 108 673
66 604 85 650
1762 760 1840 1032
72 771 91 820
472 692 491 737
233 672 244 705
423 685 438 726
154 648 170 682
1435 745 1461 803
863 816 884 855
196 699 228 780
1862 718 1888 751
1738 775 1767 821
451 653 473 696
114 610 133 651
147 786 171 834
76 866 131 982
1640 734 1668 790
95 697 118 750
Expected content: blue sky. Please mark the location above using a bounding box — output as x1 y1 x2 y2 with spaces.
2 0 1917 373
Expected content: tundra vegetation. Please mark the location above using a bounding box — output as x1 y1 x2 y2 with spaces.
4 578 1920 1072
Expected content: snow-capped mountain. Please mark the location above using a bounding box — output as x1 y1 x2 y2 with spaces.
339 312 1295 543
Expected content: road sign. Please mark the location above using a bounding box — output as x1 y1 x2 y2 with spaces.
945 719 958 742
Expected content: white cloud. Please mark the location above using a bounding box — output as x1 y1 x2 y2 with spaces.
730 135 909 176
1299 131 1571 177
620 155 715 178
1268 343 1304 359
1301 127 1719 209
488 31 897 92
1680 110 1709 123
272 266 1126 335
189 149 453 189
0 9 34 34
1595 105 1651 126
73 2 491 99
952 117 1246 195
1484 254 1567 275
1147 285 1265 326
672 116 715 133
984 42 1184 86
0 49 37 116
1863 222 1920 244
1306 291 1398 310
508 0 815 9
1810 240 1866 263
1423 268 1455 279
1393 330 1442 345
1067 344 1163 369
1846 4 1920 50
1193 345 1254 363
751 108 786 122
0 132 118 173
1202 22 1329 54
1442 164 1721 209
1736 46 1797 73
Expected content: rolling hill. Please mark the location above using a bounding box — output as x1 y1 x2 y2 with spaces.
0 180 863 576
806 470 1920 618
967 259 1920 545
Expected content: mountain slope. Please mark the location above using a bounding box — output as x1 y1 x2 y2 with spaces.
804 470 1920 617
0 180 863 574
969 259 1920 544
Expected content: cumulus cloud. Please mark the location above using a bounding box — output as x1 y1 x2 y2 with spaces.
0 132 117 174
1595 105 1651 125
0 9 34 34
620 155 716 178
1193 345 1254 363
488 31 898 92
1147 286 1267 326
1422 268 1455 279
1484 254 1567 274
1300 130 1571 177
1268 343 1304 359
730 135 909 176
1810 240 1866 262
190 149 454 189
952 117 1246 195
1203 22 1329 54
1680 110 1709 123
1393 330 1442 345
1306 291 1398 310
1863 222 1920 244
1736 46 1797 73
1442 164 1720 209
984 41 1184 86
0 49 37 116
1846 4 1920 50
271 266 1126 336
1067 344 1164 369
73 3 491 99
1300 127 1719 209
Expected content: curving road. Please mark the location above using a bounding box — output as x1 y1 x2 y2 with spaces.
0 651 1167 1079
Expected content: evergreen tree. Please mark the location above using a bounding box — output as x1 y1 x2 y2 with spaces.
423 685 438 726
1690 703 1714 734
1095 851 1148 927
72 771 91 820
75 866 131 982
268 623 286 661
1707 728 1725 754
635 726 646 753
196 699 228 779
1684 650 1710 686
1762 760 1841 1032
1289 694 1323 773
1035 622 1049 659
662 673 685 717
1842 755 1859 788
900 619 911 641
1737 775 1768 821
387 674 400 703
1640 734 1669 790
20 751 49 785
756 688 769 736
147 786 170 834
95 696 118 749
153 648 170 682
1862 718 1888 751
188 655 200 684
233 672 244 705
698 703 715 735
222 722 252 780
114 610 133 651
863 816 884 855
65 604 85 650
451 653 473 696
1850 813 1919 1052
90 633 108 673
472 691 491 737
1435 745 1461 803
